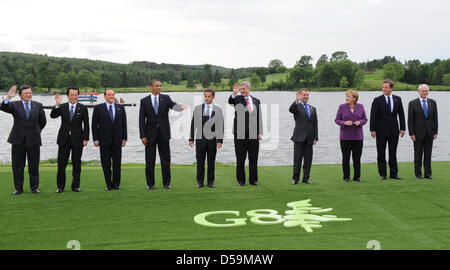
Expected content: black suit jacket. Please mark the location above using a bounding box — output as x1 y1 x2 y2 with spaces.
139 94 178 142
50 102 90 148
228 95 263 140
370 94 406 137
189 104 224 144
1 100 46 147
92 103 127 147
408 98 438 139
289 102 318 143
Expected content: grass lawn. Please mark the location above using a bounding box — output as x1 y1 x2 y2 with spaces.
0 162 449 250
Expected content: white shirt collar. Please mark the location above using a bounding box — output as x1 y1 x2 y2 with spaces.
419 97 427 103
151 93 159 99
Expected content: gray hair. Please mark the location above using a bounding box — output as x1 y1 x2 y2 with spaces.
418 84 429 90
240 81 251 89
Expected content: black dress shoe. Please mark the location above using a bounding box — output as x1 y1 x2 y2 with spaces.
197 184 204 188
353 178 363 182
163 185 172 189
379 176 387 180
292 180 299 185
105 187 112 191
343 178 350 182
113 186 122 190
146 186 154 190
13 190 23 195
416 176 422 180
250 182 259 186
207 184 215 188
424 175 433 179
238 183 245 186
390 175 403 180
302 180 312 184
56 188 64 193
72 188 81 192
32 189 40 194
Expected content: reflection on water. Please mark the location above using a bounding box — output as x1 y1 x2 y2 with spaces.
1 91 449 165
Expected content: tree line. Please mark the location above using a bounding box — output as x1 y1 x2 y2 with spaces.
0 52 256 91
1 51 449 92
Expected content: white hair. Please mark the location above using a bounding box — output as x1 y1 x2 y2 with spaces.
418 84 429 90
240 81 251 89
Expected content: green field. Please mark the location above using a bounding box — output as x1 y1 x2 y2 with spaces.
1 162 449 250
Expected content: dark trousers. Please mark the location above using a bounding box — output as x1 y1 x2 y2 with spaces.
340 140 363 180
145 130 171 187
413 137 433 177
376 135 399 177
196 140 217 185
234 139 259 184
292 141 313 182
100 144 122 189
57 137 83 189
11 144 40 191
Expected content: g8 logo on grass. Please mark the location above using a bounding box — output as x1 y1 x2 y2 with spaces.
194 199 352 233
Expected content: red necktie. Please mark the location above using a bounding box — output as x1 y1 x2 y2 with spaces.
246 98 253 113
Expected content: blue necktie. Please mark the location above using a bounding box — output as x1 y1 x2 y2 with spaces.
154 96 158 115
422 100 428 119
303 103 310 119
25 102 30 119
387 96 392 113
70 105 74 121
109 104 114 121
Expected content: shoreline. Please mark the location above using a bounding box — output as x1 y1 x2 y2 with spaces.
2 88 450 95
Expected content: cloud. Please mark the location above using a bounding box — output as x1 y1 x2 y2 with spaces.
0 0 448 67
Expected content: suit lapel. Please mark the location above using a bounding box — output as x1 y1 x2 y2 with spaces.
427 99 433 117
157 95 163 115
30 101 37 120
115 104 120 123
146 96 155 117
75 103 81 121
64 103 72 122
17 101 27 120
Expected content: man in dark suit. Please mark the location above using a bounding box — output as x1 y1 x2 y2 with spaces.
189 88 224 188
50 87 89 193
1 85 46 195
92 89 127 191
408 84 438 179
289 88 318 185
228 81 263 186
139 80 187 190
370 79 406 180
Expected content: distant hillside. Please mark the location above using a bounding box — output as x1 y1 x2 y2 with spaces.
0 51 256 91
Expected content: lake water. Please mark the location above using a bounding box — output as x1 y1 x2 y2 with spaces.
1 91 449 166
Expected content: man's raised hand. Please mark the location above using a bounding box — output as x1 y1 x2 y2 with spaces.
7 85 17 99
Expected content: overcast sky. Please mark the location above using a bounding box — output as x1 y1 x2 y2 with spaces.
0 0 449 68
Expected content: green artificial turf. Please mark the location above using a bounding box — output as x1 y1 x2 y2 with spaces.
0 162 449 250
